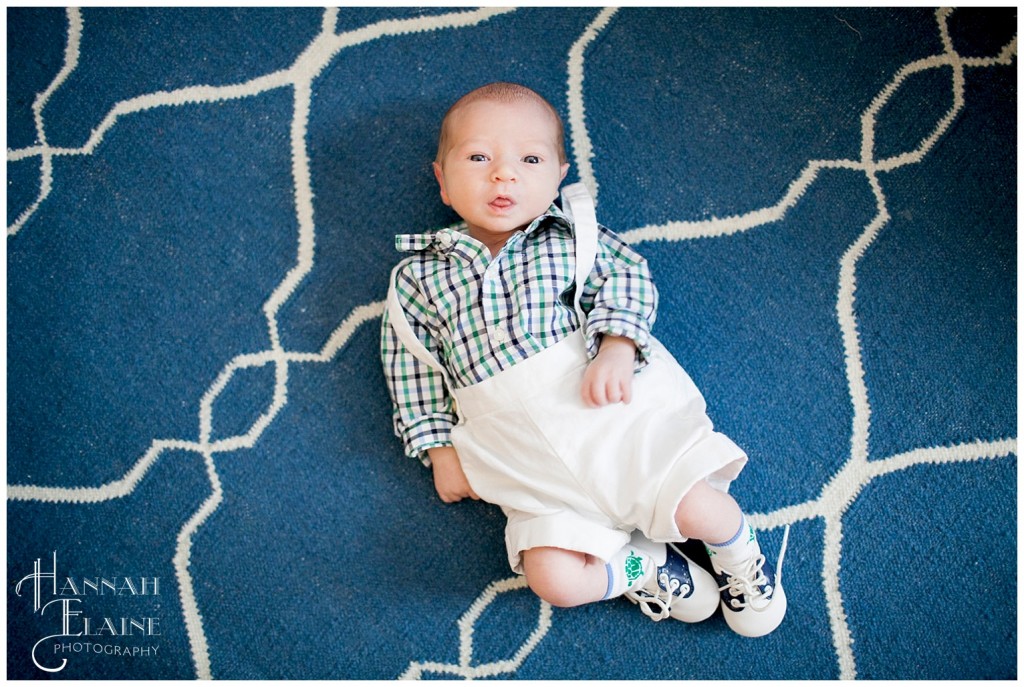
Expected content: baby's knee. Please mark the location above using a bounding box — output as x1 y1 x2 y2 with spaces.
674 492 705 537
521 547 594 608
674 479 742 540
526 575 580 607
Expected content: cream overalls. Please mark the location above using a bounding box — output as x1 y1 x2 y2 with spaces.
387 183 747 573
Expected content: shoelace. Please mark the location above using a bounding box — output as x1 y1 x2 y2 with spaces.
719 524 790 613
630 561 692 622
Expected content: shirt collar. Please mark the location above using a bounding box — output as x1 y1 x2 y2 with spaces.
395 203 573 258
527 203 573 236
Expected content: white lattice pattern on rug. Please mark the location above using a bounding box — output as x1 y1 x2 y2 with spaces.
7 7 1016 680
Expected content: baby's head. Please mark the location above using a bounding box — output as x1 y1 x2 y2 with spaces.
433 82 570 246
435 82 566 166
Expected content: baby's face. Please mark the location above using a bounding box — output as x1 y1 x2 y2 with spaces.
434 99 569 248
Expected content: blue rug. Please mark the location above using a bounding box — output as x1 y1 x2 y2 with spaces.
6 7 1017 680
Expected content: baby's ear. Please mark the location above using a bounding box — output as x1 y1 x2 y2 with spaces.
433 162 451 206
559 162 570 182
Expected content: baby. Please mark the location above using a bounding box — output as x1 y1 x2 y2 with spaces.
381 81 787 637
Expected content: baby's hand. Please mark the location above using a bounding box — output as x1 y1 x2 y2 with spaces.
581 335 637 407
428 446 480 503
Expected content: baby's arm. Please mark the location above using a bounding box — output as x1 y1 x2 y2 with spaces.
383 264 469 507
427 446 480 503
581 334 637 407
577 226 656 404
577 224 657 406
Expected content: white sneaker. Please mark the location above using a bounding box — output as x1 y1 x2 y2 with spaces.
712 525 790 637
625 543 719 623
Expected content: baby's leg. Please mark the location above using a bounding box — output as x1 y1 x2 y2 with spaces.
520 547 608 607
674 478 788 637
673 478 744 542
520 538 720 624
520 536 667 608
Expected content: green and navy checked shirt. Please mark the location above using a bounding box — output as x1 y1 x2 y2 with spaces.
381 204 658 463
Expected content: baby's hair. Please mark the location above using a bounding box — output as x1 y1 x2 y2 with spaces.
435 82 567 165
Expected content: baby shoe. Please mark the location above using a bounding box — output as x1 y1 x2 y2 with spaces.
625 543 719 623
711 525 790 637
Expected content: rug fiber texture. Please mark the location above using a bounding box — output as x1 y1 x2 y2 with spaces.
6 6 1017 680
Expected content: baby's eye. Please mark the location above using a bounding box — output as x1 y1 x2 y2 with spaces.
523 155 541 164
469 154 488 162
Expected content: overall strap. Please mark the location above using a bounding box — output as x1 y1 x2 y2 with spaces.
558 182 599 323
386 263 451 384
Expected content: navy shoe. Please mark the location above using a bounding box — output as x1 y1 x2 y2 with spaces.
625 543 718 623
712 525 789 637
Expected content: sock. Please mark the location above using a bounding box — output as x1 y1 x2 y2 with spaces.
704 514 760 573
601 533 666 600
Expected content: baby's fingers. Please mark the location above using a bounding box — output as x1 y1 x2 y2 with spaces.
581 371 607 406
605 375 632 405
618 376 633 405
601 379 624 405
581 368 632 407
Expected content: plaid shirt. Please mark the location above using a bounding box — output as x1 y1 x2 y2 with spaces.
380 204 657 463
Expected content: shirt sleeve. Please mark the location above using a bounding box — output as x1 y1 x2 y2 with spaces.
579 225 658 367
380 263 457 465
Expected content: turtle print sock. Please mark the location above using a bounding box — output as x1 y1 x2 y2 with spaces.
601 543 658 600
704 513 760 571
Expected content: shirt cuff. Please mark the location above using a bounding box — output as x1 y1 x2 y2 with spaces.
584 311 654 370
399 415 456 466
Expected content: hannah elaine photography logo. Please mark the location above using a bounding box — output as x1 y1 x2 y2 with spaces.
14 551 163 674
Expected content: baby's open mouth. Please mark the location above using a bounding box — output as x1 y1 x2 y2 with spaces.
489 196 514 210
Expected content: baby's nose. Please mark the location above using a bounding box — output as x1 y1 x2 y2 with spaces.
491 161 517 181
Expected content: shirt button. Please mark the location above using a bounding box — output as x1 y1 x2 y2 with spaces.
436 230 454 249
491 325 509 344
